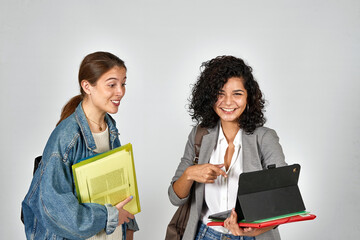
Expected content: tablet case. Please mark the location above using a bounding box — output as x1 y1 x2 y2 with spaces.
209 164 306 222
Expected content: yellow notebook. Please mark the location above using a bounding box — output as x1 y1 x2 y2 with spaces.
72 143 141 215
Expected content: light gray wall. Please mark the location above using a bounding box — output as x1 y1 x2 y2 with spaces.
1 0 359 239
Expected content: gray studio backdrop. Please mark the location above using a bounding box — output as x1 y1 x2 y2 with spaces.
1 0 359 239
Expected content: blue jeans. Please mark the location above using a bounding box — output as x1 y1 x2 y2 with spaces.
195 222 256 240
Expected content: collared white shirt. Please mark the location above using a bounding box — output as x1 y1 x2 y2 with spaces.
201 123 243 234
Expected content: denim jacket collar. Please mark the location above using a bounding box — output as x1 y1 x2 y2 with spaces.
74 102 119 151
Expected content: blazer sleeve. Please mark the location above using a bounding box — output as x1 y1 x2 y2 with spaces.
258 128 287 169
168 126 197 206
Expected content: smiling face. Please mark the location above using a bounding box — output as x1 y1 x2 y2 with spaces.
82 66 127 115
213 77 248 125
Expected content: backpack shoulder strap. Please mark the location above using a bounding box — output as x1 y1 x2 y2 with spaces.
193 126 209 165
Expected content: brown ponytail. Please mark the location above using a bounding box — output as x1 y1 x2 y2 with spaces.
56 51 126 126
56 95 83 126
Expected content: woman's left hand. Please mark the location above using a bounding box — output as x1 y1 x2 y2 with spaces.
223 208 274 237
224 208 254 236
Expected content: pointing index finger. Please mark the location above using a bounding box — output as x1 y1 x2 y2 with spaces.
211 164 227 178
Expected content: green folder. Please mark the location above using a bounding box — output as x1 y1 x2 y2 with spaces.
72 143 141 215
239 211 309 223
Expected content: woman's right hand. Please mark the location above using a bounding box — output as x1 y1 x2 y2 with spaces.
115 196 135 226
173 163 227 199
185 163 227 183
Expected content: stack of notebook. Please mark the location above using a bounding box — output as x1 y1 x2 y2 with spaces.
207 211 316 228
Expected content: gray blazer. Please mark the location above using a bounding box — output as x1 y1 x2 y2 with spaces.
168 124 287 240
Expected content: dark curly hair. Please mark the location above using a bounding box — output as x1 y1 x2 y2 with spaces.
189 55 266 134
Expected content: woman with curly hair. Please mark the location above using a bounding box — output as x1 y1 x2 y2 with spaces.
168 56 286 240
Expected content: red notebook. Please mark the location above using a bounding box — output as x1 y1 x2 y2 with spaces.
207 214 316 228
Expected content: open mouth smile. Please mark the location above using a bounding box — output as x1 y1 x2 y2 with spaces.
221 108 237 113
111 100 120 106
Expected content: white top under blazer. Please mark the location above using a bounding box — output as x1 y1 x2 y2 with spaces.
201 123 243 234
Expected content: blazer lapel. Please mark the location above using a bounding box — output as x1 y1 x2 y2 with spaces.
242 132 262 172
198 125 218 165
195 124 219 214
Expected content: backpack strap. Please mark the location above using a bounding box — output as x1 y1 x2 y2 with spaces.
193 126 209 165
21 155 42 224
33 156 42 174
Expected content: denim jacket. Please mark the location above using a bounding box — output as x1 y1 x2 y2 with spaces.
22 103 139 240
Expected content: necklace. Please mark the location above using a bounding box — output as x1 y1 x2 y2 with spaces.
87 118 105 131
84 111 105 131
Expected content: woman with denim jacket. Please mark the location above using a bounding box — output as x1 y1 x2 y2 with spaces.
22 52 139 240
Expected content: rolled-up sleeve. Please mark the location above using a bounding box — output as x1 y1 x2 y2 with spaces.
104 204 119 234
